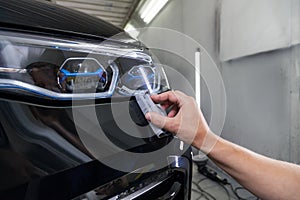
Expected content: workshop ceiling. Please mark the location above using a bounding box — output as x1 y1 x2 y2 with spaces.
50 0 141 28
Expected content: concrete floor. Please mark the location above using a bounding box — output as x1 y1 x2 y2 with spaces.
191 162 259 200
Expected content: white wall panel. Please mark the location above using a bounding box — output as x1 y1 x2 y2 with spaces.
220 0 300 61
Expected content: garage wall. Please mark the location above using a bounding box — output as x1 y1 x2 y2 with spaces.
219 0 300 61
132 0 300 163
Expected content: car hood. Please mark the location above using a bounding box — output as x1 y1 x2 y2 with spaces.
0 0 140 46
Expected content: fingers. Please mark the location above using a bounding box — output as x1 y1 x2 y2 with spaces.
150 91 188 118
145 112 178 133
167 105 178 117
161 102 173 110
151 91 180 104
145 90 193 135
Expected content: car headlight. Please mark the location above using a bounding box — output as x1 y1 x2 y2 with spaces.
0 31 169 102
116 64 169 95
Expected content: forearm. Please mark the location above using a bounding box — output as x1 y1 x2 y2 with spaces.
195 133 300 200
149 91 300 199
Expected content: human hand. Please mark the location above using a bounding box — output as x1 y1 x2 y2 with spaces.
145 90 212 148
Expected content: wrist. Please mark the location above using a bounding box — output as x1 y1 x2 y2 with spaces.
193 129 221 155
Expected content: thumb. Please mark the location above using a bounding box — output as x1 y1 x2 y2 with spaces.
145 112 174 132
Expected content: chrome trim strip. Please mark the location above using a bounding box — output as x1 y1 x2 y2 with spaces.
167 155 192 200
0 31 153 63
108 180 164 200
0 67 27 73
109 155 191 200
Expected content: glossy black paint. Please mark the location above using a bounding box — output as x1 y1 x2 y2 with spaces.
0 0 121 38
0 0 192 199
0 100 191 199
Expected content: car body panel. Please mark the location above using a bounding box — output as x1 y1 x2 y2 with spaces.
0 0 192 199
0 0 121 38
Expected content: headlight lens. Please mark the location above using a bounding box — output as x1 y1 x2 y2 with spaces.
116 64 169 95
0 31 169 101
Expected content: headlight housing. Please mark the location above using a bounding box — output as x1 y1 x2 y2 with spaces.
116 64 169 95
0 31 169 102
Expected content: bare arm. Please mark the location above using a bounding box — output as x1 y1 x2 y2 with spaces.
203 134 300 200
146 91 300 200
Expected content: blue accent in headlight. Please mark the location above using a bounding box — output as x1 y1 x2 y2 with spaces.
0 30 169 102
59 68 104 78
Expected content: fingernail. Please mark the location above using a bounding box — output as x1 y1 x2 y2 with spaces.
145 113 151 122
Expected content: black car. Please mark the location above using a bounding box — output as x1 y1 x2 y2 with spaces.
0 0 192 199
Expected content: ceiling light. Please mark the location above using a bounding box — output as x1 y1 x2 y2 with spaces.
124 23 140 39
139 0 169 24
